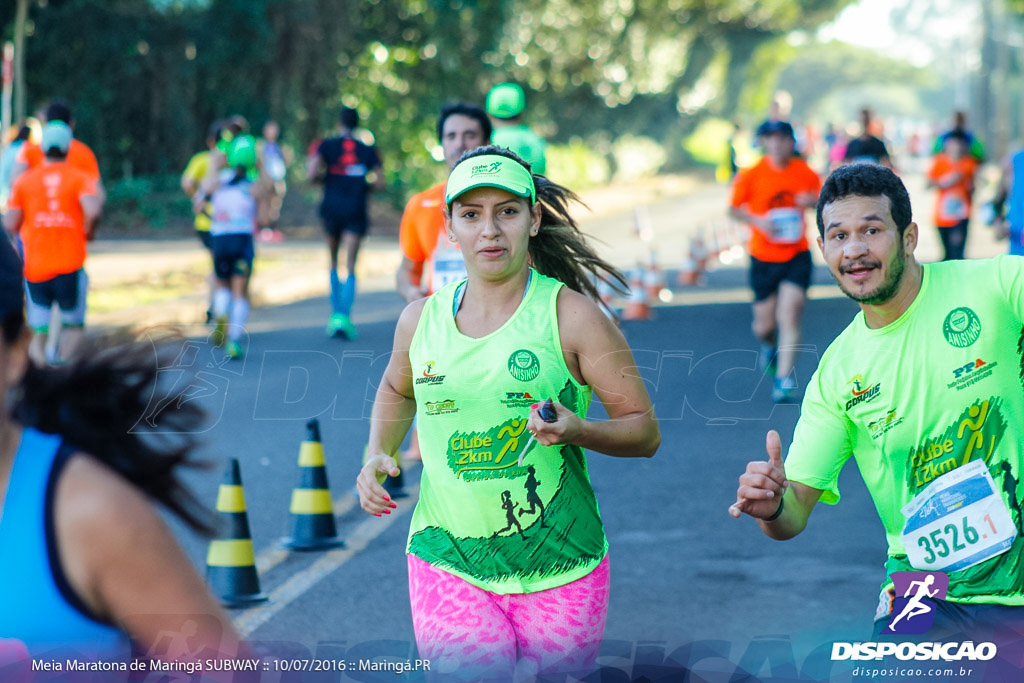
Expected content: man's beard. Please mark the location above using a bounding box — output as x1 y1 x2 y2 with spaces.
837 239 906 305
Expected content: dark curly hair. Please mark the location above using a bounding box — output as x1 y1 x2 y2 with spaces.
816 164 912 238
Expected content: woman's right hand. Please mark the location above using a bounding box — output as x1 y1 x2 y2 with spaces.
357 455 401 516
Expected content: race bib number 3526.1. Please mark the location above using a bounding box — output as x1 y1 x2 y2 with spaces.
901 460 1017 572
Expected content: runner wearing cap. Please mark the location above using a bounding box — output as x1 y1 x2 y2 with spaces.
356 146 659 680
729 120 821 402
730 163 1024 643
10 100 104 203
3 122 101 365
306 107 385 339
486 83 547 175
198 135 263 360
0 236 241 665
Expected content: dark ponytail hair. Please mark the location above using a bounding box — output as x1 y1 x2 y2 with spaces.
3 316 215 534
453 145 627 304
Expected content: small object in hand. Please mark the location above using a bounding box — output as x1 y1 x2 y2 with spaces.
518 399 558 466
537 398 557 422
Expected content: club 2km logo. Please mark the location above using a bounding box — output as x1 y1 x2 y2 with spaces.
471 161 503 176
886 571 949 635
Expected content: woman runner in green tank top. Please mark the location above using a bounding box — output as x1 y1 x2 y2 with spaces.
356 145 659 679
356 146 660 680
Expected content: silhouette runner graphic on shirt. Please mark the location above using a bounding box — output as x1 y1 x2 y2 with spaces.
495 490 527 538
517 465 547 527
888 575 939 631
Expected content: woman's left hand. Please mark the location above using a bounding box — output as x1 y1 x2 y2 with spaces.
525 401 583 447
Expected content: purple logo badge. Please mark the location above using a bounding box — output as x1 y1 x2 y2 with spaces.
886 571 949 634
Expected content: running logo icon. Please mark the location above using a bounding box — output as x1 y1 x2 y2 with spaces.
886 571 949 634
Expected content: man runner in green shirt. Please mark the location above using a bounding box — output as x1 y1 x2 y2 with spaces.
729 163 1024 641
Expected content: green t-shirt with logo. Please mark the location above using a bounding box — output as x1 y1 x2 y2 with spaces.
406 270 606 594
492 125 547 175
786 256 1024 605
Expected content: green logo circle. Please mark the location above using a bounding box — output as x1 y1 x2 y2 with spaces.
507 349 540 382
943 307 981 348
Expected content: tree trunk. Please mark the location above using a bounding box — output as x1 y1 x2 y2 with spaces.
13 0 28 123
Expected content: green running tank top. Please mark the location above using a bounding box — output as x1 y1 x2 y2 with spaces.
406 270 607 593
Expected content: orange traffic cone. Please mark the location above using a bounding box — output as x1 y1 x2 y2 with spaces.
691 233 709 274
282 419 344 550
622 265 653 321
206 459 268 607
596 275 619 318
644 250 666 300
678 257 698 286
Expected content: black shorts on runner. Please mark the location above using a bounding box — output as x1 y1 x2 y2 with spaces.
196 229 213 251
27 271 81 311
211 233 254 280
322 214 369 238
750 250 812 302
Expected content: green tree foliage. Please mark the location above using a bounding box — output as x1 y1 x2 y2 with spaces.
775 41 937 121
3 0 855 207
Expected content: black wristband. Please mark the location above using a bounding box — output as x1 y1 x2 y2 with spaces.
764 495 785 522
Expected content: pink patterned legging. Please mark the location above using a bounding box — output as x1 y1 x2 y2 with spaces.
407 554 610 681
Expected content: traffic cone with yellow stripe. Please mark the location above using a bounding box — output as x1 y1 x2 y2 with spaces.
281 419 344 550
206 459 267 607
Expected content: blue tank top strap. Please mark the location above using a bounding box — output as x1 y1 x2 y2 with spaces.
0 427 129 659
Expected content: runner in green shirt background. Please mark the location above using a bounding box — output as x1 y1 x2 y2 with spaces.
486 82 547 175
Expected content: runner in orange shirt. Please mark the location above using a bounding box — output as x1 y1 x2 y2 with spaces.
395 102 492 303
3 122 101 365
10 100 103 201
729 121 821 403
926 130 978 261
